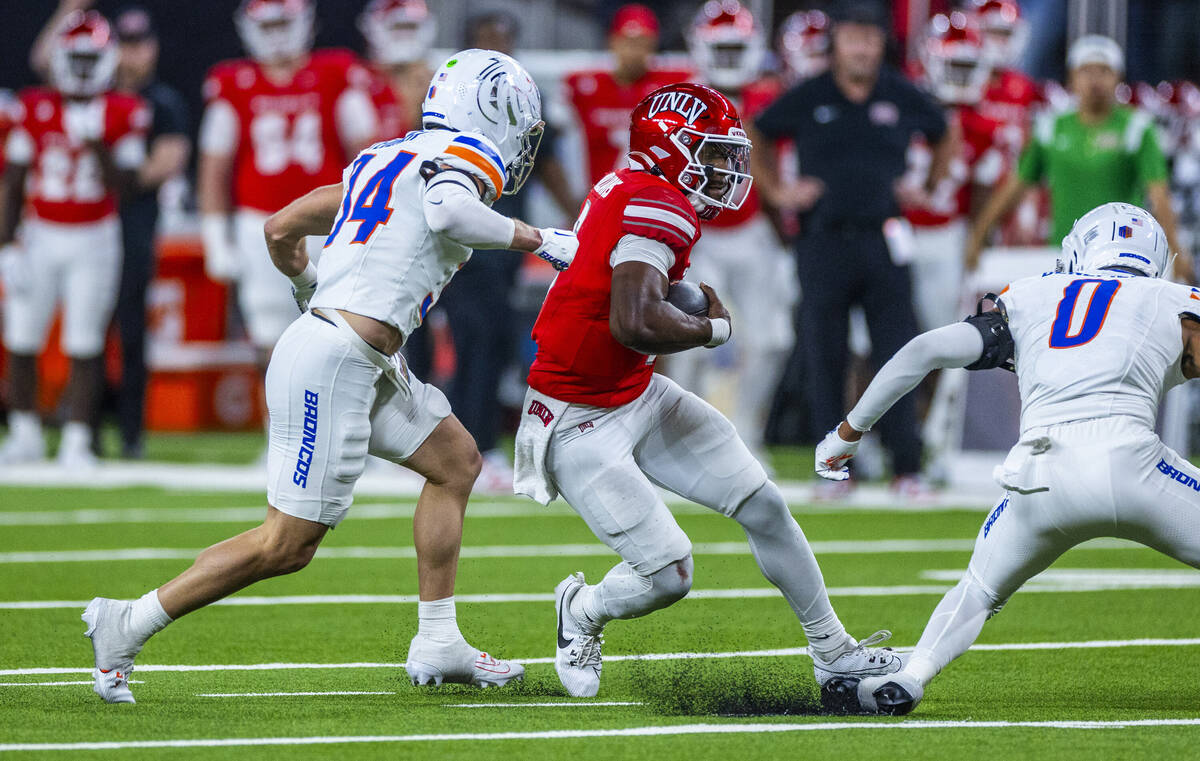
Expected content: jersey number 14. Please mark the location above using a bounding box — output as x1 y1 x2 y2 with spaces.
325 150 417 247
1049 278 1121 349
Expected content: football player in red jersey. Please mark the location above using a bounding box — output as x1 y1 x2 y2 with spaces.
514 83 901 699
198 0 378 367
777 9 830 85
668 0 795 465
561 4 692 187
358 0 436 141
0 11 148 467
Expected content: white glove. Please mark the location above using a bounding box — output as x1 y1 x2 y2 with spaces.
201 214 240 282
815 426 860 481
62 98 106 144
533 228 577 271
0 243 31 298
289 261 318 314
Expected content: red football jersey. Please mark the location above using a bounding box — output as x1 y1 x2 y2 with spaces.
706 76 782 229
976 68 1041 165
9 88 148 224
903 103 1002 227
528 169 701 407
202 49 372 214
366 65 410 142
564 67 693 187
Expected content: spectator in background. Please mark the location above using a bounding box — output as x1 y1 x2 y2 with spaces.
966 35 1194 283
106 6 191 459
0 11 148 467
562 4 692 187
408 10 581 492
750 0 952 495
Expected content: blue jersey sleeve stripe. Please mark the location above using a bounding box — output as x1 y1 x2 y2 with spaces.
451 135 506 177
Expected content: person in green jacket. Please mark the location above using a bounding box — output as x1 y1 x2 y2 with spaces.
966 34 1193 282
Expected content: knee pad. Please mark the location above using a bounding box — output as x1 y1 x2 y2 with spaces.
732 482 791 534
962 567 1006 618
649 554 694 605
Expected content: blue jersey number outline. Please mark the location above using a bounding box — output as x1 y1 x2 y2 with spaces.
324 150 417 247
1048 278 1122 349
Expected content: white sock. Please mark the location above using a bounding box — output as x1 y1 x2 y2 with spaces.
129 589 172 644
804 611 855 659
10 410 41 441
60 421 92 454
417 597 462 644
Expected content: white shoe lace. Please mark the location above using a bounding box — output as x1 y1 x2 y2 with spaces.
851 630 894 664
570 632 603 669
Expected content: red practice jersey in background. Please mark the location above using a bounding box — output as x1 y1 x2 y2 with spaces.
706 76 782 229
528 169 701 407
9 88 148 224
563 67 692 187
202 49 371 214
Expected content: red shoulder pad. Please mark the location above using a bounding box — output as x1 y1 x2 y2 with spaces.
621 180 700 253
105 92 150 136
202 59 250 101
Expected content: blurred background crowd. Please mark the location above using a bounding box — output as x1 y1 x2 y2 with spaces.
1 0 1198 492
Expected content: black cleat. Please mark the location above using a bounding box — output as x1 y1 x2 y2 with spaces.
871 681 918 716
819 676 863 714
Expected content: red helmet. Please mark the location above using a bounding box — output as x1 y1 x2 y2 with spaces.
235 0 314 64
686 0 765 92
920 12 991 105
358 0 436 66
628 83 752 220
50 10 117 97
778 10 829 82
971 0 1026 68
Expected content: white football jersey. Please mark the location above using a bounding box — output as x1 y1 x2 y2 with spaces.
311 128 508 339
1002 271 1200 433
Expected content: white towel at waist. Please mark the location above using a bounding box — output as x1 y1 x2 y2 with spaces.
513 386 569 505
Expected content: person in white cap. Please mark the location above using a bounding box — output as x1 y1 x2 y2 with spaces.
965 34 1193 283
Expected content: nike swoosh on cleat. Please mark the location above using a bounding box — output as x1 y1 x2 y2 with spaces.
556 591 573 650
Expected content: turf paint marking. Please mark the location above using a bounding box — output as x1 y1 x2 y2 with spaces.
0 680 142 687
198 686 393 691
7 638 1200 678
0 538 1143 565
446 701 644 708
5 719 1200 751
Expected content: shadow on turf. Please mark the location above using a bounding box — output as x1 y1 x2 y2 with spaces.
625 659 823 716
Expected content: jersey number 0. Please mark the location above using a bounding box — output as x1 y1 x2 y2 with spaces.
1049 278 1122 349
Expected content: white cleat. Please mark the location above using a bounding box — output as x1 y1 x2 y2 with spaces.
811 630 904 687
0 432 45 465
854 670 925 715
82 598 143 704
404 635 523 688
57 444 99 471
554 573 603 697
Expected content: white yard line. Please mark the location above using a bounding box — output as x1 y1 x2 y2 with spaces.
5 718 1200 751
447 702 644 708
197 691 394 697
6 637 1200 678
0 680 142 686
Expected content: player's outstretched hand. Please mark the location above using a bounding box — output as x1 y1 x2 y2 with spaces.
815 426 859 481
534 228 578 271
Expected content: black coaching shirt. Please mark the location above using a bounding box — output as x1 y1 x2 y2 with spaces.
755 67 947 231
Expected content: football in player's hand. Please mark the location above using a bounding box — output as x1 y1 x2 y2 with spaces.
666 281 710 316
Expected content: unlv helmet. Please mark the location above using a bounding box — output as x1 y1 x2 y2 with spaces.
359 0 436 66
777 10 829 82
628 83 752 220
971 0 1027 68
235 0 314 64
686 0 765 92
920 12 991 105
50 11 117 97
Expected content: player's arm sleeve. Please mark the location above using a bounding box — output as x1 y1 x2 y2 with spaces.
846 321 985 432
421 170 516 249
1129 110 1168 185
198 99 239 157
609 234 675 277
435 133 507 203
4 126 33 167
1016 113 1051 184
620 187 698 256
112 132 147 170
335 87 379 149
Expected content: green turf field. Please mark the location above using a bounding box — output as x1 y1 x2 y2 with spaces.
2 483 1200 759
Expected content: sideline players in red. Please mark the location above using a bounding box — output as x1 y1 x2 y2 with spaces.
0 11 148 467
514 83 902 699
358 0 436 141
197 0 378 366
561 4 691 187
669 0 795 465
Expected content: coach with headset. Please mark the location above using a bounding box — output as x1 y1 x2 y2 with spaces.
750 0 953 491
